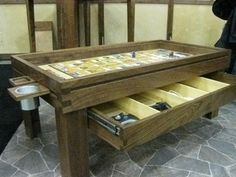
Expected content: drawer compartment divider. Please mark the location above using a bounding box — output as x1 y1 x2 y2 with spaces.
162 83 208 100
114 97 159 119
181 77 229 92
88 75 236 150
143 89 187 107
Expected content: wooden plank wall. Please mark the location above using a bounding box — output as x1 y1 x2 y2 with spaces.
0 0 214 4
0 0 214 51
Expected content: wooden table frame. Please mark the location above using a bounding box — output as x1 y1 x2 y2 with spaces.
11 40 232 177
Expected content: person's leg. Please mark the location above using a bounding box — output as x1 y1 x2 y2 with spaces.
231 60 236 74
226 51 236 74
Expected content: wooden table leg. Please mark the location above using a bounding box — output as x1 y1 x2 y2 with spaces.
204 109 219 119
55 108 89 177
22 108 41 138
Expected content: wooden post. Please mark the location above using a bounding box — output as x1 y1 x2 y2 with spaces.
56 0 80 49
25 0 36 52
167 0 174 40
98 0 105 45
77 1 81 47
84 0 91 46
127 0 135 42
55 108 89 177
22 109 41 138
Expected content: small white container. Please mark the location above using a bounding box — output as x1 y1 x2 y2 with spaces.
15 85 40 111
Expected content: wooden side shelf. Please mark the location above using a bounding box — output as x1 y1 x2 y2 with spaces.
9 76 35 86
8 83 50 101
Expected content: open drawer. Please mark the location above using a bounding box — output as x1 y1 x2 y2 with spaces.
88 72 236 150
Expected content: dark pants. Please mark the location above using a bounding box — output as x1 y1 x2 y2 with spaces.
227 51 236 74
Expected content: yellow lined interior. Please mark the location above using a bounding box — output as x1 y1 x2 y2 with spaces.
90 76 230 125
91 103 124 118
130 94 158 106
113 97 159 119
91 97 158 121
162 83 208 100
181 77 229 92
143 89 187 107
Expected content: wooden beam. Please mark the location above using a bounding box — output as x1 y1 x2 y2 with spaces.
0 0 214 5
35 21 53 31
0 53 22 60
127 0 135 42
88 0 213 5
0 0 55 4
84 0 91 46
26 0 36 52
56 0 79 49
98 0 105 45
77 2 82 47
167 0 174 40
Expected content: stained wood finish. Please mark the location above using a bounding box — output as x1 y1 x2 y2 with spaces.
61 56 229 113
56 0 79 48
84 0 91 46
167 0 174 40
10 40 232 177
12 41 229 92
98 0 105 45
89 74 236 150
22 109 41 138
26 0 36 52
18 40 227 64
9 76 35 86
55 108 89 177
124 81 236 149
208 72 236 85
8 83 50 101
127 0 135 42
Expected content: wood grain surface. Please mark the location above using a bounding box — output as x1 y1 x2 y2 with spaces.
90 75 236 150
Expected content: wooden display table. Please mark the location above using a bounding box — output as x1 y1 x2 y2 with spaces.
9 40 236 177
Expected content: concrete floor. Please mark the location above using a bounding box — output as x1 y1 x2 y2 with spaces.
1 100 236 177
